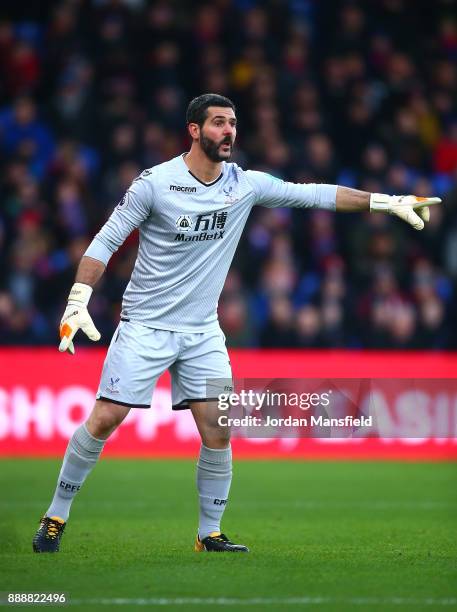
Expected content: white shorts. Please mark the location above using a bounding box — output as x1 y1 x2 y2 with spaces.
96 319 232 410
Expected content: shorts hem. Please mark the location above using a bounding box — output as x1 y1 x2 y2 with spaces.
119 317 220 334
97 395 150 409
172 397 220 411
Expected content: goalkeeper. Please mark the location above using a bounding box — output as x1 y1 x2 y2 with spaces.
32 93 441 554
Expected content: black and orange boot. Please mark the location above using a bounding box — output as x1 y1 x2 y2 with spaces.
195 532 249 552
33 516 66 553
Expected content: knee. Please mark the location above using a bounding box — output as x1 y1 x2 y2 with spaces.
85 400 128 439
200 424 231 449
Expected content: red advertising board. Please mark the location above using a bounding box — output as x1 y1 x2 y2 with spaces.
0 348 456 459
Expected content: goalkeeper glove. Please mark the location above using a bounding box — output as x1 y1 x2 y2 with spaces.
59 283 101 355
370 194 441 230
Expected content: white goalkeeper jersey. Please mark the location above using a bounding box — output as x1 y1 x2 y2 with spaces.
85 154 337 332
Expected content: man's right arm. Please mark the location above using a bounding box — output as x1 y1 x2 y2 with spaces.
59 175 154 354
75 256 106 288
84 175 154 266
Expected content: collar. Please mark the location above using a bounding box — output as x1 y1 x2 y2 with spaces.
180 153 224 187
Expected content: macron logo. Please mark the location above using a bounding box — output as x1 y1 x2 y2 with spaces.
170 185 197 193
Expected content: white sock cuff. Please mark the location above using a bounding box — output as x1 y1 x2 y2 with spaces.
199 444 232 464
82 423 106 444
72 424 106 457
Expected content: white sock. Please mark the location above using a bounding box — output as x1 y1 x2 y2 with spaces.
197 444 232 540
46 424 105 521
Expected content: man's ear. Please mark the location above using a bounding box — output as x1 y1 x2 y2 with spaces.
188 122 200 140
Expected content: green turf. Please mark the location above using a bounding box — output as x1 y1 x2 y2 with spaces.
0 459 456 612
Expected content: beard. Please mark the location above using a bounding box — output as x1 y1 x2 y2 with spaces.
200 132 233 162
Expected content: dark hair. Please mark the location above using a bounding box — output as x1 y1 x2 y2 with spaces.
186 93 236 127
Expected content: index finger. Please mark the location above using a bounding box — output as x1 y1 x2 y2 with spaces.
412 196 442 208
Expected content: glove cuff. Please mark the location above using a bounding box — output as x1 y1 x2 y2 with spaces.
68 282 93 306
370 193 391 212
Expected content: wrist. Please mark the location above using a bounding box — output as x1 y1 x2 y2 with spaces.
68 282 93 306
370 193 391 212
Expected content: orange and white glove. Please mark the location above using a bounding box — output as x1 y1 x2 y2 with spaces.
59 283 101 355
370 194 442 230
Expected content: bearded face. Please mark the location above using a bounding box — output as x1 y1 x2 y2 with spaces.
200 130 234 162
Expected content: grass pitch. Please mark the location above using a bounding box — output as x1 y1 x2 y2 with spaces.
0 459 456 611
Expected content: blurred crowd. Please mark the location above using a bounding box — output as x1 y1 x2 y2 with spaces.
1 0 457 349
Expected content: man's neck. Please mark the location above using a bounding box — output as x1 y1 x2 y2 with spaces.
183 146 223 184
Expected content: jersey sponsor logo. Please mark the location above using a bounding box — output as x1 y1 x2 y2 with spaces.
173 212 228 242
170 184 197 193
175 215 193 231
175 231 225 242
195 212 227 231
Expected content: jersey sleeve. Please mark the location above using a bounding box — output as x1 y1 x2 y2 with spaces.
84 176 154 265
245 170 337 211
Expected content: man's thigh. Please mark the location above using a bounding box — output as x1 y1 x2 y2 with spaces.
170 328 232 411
96 321 179 408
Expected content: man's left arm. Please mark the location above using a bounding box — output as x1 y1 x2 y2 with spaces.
336 186 442 231
246 171 441 231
